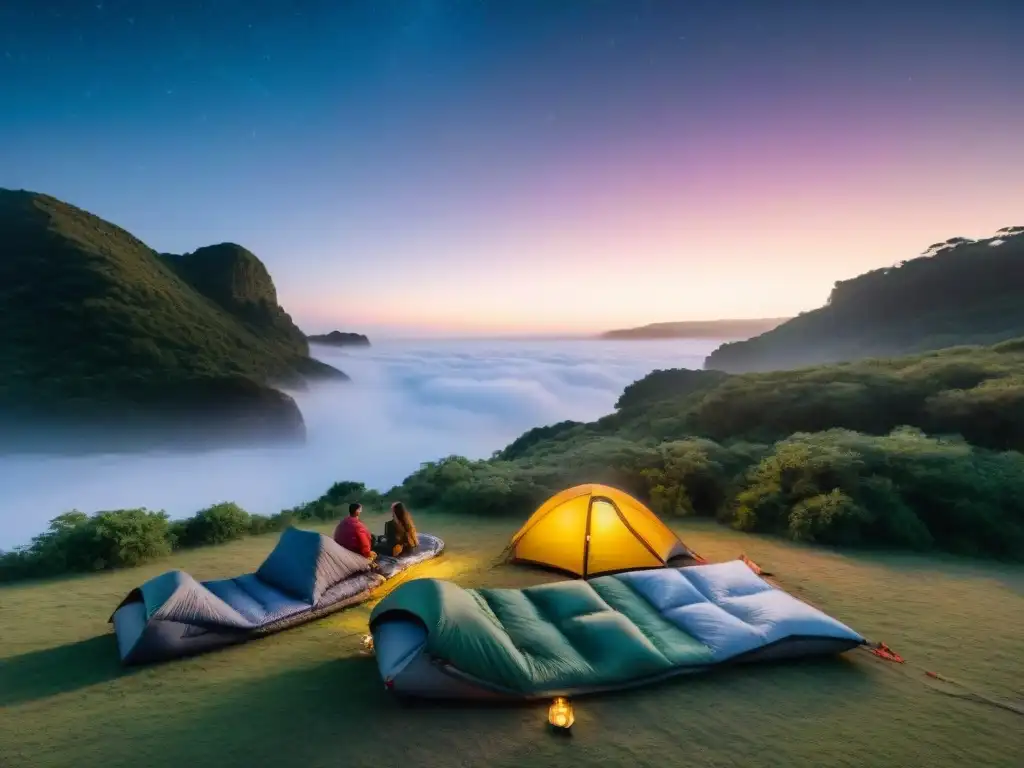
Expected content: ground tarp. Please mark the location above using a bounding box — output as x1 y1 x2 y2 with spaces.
369 559 864 699
111 526 444 665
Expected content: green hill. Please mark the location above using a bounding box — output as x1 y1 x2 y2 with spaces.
0 189 345 453
704 227 1024 372
388 338 1024 560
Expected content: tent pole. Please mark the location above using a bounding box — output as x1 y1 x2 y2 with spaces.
582 495 595 578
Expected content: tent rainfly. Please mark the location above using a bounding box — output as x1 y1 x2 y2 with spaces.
508 483 702 577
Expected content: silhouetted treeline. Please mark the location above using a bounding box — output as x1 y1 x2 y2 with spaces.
706 229 1024 372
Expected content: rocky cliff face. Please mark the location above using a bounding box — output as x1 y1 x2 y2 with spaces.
164 243 310 355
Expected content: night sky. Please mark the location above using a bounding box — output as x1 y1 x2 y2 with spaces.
3 1 1023 335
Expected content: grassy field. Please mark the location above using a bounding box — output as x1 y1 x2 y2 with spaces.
1 511 1022 768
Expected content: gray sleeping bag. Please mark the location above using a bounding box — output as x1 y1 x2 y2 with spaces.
111 526 445 665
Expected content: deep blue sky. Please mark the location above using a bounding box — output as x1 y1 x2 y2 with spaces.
3 1 1023 335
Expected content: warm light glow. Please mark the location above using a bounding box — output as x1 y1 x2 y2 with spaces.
361 634 375 654
293 210 1024 338
548 696 575 729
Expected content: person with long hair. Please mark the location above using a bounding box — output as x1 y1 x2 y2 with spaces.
376 501 419 557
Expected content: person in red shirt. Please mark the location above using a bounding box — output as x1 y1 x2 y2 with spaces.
332 502 376 560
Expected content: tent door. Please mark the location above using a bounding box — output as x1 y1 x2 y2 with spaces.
581 496 595 578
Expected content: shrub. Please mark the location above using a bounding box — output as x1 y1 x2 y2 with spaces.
399 456 479 508
923 378 1024 450
496 420 584 461
321 481 383 510
247 513 279 536
787 490 871 544
250 510 297 534
0 478 397 583
615 368 728 411
0 508 174 581
83 508 175 568
690 372 923 442
640 439 735 519
270 480 386 525
439 466 550 517
731 428 1024 557
173 502 251 548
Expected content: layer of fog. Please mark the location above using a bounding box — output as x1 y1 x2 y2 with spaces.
0 338 718 549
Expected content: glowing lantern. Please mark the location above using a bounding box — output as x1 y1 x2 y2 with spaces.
361 634 375 654
548 697 574 731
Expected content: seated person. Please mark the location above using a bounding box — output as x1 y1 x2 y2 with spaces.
332 502 376 561
373 501 419 557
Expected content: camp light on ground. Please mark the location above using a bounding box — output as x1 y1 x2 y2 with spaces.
548 697 574 730
361 634 374 653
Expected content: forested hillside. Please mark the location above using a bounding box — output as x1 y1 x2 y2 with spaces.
0 189 344 453
705 227 1024 372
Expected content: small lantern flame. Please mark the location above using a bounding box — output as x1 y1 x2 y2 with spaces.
548 696 574 730
361 634 375 654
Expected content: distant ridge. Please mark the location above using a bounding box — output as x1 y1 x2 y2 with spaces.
601 318 790 341
705 226 1024 373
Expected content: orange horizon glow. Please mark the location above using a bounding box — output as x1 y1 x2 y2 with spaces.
292 194 1023 337
284 111 1024 336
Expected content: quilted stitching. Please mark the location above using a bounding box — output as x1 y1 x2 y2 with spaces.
371 559 865 695
622 560 862 660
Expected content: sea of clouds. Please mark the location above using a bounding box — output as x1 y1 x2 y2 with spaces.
0 338 718 549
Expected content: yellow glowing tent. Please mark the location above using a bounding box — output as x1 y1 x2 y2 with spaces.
509 484 702 578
